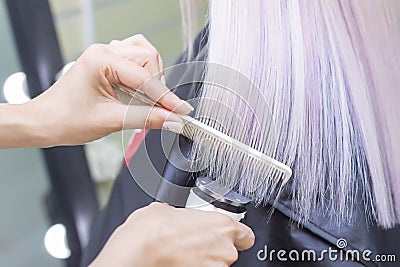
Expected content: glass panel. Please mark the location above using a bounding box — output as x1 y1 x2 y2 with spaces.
51 0 184 65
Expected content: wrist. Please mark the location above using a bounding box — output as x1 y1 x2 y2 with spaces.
18 96 60 148
0 102 51 148
88 236 146 267
21 100 55 147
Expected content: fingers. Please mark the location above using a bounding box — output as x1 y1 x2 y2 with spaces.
121 34 157 48
105 36 193 114
105 55 193 114
121 34 165 75
102 54 150 90
232 220 255 251
110 35 164 76
140 78 194 114
209 212 255 251
114 104 184 131
108 41 161 78
120 34 157 51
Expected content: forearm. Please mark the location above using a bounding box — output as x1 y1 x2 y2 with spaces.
0 101 53 148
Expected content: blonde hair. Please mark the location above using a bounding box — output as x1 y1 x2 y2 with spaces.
182 0 400 228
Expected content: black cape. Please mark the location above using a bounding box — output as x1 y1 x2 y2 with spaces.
81 28 400 267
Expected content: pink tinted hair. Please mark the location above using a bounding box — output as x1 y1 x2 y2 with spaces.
181 0 400 228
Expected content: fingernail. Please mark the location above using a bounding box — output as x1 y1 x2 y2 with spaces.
161 75 166 85
162 121 184 134
179 100 194 113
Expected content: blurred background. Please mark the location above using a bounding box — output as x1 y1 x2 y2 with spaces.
0 0 204 266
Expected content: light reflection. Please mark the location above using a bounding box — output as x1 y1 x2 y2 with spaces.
3 72 30 104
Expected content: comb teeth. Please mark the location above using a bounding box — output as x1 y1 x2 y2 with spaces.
113 83 293 202
179 115 292 192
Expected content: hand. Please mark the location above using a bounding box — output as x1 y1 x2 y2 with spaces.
27 34 192 147
89 202 255 267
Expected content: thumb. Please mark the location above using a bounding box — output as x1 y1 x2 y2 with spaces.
108 102 184 132
232 221 255 251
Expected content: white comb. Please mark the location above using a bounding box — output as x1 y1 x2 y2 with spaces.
113 83 293 187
